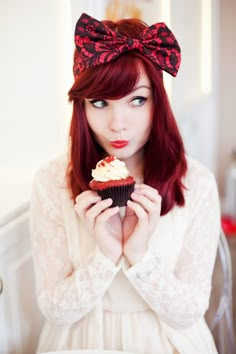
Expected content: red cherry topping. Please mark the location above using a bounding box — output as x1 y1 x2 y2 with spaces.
98 156 115 167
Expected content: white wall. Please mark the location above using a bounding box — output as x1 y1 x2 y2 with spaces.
0 0 73 172
217 0 236 195
0 0 73 219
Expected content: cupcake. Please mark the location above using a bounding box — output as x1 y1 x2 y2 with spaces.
89 156 135 207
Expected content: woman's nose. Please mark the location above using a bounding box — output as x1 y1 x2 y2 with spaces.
108 108 127 132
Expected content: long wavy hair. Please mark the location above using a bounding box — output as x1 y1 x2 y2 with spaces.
67 18 187 216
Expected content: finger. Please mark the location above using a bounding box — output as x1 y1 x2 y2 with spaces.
75 190 100 204
134 184 161 203
77 198 113 233
131 191 161 216
96 206 120 225
126 199 148 226
132 193 161 213
128 194 161 230
74 191 101 218
85 198 113 229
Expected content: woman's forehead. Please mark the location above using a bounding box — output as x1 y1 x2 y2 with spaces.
135 65 150 84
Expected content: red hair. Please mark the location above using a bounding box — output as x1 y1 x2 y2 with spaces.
67 18 187 215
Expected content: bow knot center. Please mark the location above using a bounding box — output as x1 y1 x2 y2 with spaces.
126 37 140 49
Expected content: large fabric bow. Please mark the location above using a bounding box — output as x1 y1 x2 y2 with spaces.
74 13 181 78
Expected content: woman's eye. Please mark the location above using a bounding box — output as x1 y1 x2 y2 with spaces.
89 99 107 108
131 96 147 106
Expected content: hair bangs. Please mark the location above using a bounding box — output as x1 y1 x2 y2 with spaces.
76 53 142 100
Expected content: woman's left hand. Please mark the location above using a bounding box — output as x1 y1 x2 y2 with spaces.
123 184 162 265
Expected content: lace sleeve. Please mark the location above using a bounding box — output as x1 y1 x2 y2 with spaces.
30 161 120 325
124 172 221 329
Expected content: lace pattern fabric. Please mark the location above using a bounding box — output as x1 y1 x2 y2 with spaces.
30 158 120 325
30 155 220 353
124 167 220 329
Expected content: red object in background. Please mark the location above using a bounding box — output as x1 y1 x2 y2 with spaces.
221 216 236 237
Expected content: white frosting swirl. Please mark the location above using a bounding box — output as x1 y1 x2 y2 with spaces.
91 156 129 181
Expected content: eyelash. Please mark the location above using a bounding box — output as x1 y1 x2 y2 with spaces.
88 96 148 108
88 99 107 108
131 96 147 106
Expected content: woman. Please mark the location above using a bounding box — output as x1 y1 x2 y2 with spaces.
30 13 220 354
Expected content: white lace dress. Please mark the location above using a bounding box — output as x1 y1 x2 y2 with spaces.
30 155 220 354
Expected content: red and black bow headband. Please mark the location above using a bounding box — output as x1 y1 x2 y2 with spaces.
73 13 181 79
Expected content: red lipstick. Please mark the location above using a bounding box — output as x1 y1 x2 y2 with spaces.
110 140 129 148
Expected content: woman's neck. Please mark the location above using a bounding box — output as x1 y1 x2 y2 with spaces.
123 152 144 183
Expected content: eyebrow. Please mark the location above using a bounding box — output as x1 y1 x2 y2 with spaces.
131 85 151 92
86 85 151 102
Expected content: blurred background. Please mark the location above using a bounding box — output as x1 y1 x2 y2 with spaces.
0 1 236 353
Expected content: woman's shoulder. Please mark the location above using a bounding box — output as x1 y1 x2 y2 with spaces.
184 155 218 196
30 155 70 217
185 155 215 182
33 154 68 190
181 156 220 220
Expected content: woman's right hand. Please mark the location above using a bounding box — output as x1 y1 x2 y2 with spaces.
74 191 122 264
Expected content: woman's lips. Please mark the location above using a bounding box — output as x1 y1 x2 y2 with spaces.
110 140 129 148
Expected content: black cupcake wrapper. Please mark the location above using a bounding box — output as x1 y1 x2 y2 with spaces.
97 183 135 207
